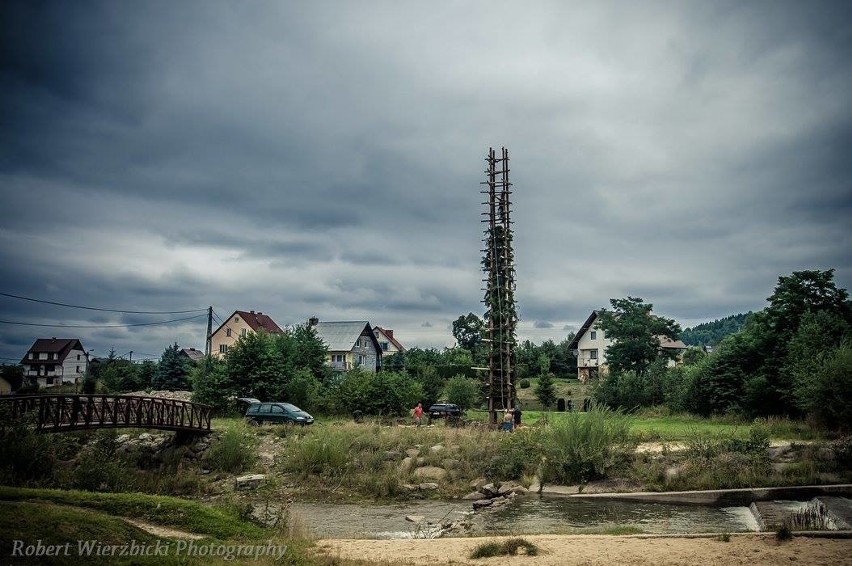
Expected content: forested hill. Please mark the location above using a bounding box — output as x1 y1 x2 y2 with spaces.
681 312 753 346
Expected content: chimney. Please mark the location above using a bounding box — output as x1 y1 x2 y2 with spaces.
308 316 319 327
250 310 255 314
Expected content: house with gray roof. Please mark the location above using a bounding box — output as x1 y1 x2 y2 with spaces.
309 318 382 372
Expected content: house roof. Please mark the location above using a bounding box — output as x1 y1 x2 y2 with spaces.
568 311 685 351
21 338 85 364
568 311 600 350
314 321 378 352
211 310 284 338
658 337 688 350
373 326 405 352
180 347 205 361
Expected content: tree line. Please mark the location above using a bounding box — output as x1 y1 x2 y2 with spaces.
593 269 852 430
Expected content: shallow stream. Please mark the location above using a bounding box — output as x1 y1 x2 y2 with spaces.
290 497 762 539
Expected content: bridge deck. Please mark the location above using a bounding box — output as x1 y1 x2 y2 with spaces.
0 394 212 434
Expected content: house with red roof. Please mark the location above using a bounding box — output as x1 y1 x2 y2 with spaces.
20 337 89 388
372 326 406 356
210 310 284 358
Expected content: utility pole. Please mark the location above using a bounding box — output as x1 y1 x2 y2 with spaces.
129 351 133 363
205 306 213 357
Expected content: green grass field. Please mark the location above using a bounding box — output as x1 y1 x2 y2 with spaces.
0 487 325 565
463 409 819 441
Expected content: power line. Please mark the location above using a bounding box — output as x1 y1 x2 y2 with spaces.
0 314 207 329
0 292 206 315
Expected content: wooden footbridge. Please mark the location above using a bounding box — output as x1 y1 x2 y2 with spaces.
0 394 212 434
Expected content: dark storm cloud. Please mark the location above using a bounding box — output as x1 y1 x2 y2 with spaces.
1 0 850 360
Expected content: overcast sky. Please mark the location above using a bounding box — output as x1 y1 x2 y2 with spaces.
1 1 850 363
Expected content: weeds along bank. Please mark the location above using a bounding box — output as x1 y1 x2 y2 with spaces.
272 414 850 499
2 407 850 503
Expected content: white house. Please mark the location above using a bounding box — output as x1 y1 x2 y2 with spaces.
568 311 687 382
20 338 88 388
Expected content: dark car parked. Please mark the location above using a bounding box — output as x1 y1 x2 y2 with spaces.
428 402 462 421
245 402 314 426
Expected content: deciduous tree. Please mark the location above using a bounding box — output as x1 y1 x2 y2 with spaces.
597 297 681 376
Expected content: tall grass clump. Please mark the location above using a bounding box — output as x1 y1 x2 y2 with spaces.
204 422 258 473
540 405 633 484
668 425 772 490
488 426 545 482
280 428 349 479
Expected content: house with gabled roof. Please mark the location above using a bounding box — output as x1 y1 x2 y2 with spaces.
568 311 609 382
179 347 205 363
372 326 405 356
568 310 688 382
210 310 284 358
309 318 382 372
20 337 88 388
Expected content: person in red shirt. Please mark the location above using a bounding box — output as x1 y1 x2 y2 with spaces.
413 402 423 426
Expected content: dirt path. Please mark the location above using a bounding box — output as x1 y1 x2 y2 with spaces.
123 518 205 540
316 533 852 565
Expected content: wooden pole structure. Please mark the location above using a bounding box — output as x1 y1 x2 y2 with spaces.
481 147 518 424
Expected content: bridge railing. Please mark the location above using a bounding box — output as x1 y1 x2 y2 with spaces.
0 395 212 434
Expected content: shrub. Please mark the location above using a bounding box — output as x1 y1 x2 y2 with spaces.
443 375 481 411
519 379 530 389
540 405 633 484
490 426 545 481
330 369 423 416
284 368 324 413
0 408 57 486
71 430 134 492
671 425 773 490
776 523 793 541
204 423 257 473
470 538 539 559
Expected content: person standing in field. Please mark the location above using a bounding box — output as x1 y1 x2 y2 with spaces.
413 402 423 426
501 409 514 432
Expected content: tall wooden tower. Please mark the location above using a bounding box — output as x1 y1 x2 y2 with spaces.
481 147 518 424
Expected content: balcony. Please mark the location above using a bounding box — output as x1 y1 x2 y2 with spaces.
577 357 599 368
330 361 352 371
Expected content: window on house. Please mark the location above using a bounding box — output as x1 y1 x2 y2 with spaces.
76 366 81 373
590 331 597 340
77 354 81 361
241 328 247 337
219 344 229 354
381 342 389 351
39 353 48 360
226 328 232 337
234 316 240 323
29 353 34 359
590 349 598 359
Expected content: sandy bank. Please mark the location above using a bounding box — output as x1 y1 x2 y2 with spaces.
316 533 852 565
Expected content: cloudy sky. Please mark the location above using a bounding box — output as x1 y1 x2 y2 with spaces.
1 1 850 363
